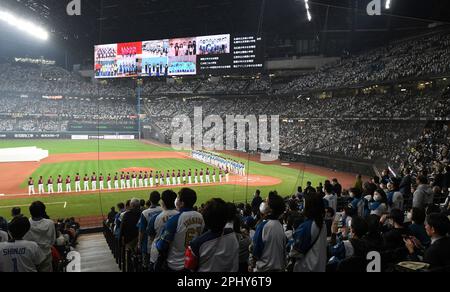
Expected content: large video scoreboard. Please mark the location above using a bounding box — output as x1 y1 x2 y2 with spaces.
94 34 264 78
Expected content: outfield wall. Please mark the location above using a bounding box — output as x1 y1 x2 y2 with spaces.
0 132 138 140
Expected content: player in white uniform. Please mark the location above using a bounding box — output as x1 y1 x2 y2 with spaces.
120 173 126 189
205 168 210 183
47 177 54 194
155 188 205 272
99 174 104 191
132 172 138 188
75 174 81 192
65 176 72 193
83 174 90 191
38 177 44 194
28 178 35 196
91 173 97 191
138 172 144 188
57 175 63 193
166 171 171 186
0 217 46 272
114 173 119 190
149 171 154 187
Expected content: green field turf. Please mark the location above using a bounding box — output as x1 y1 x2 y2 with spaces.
0 139 169 154
0 140 326 221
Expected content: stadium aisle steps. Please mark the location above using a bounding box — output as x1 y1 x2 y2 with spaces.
76 233 120 272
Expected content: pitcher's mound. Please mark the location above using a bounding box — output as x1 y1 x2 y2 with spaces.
120 167 154 173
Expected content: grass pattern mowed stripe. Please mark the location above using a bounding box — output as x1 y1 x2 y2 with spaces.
0 140 170 154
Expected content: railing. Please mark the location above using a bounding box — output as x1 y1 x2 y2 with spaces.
103 221 144 272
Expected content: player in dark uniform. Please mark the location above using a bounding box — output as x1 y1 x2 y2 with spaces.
28 177 35 196
66 176 72 193
75 173 81 192
57 175 63 193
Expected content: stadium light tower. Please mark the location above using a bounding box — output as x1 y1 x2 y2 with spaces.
0 9 49 40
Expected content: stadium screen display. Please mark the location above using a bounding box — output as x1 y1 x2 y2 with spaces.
94 34 264 78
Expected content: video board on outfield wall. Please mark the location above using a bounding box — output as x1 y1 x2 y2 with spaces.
94 34 264 78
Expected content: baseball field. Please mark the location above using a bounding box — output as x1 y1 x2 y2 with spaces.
0 139 355 226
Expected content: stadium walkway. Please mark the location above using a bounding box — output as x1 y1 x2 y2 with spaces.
76 233 120 272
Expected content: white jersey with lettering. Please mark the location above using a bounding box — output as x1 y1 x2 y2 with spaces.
156 209 205 271
0 240 46 272
149 209 179 264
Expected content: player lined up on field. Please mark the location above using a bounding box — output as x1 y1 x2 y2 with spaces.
26 167 231 195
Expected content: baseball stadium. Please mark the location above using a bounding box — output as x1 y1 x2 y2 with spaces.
0 0 450 275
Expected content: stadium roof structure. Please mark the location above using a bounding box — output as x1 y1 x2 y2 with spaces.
1 0 450 63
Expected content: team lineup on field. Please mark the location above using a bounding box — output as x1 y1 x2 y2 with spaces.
25 150 247 195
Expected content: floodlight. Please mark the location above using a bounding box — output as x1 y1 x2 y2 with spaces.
0 9 49 40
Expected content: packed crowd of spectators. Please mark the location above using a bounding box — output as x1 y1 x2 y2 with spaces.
0 204 80 272
278 30 450 94
103 175 450 273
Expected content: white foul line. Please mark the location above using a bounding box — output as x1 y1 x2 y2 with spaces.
0 201 67 209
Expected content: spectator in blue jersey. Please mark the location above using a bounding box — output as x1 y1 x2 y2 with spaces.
148 190 179 272
185 198 239 272
348 187 368 218
156 188 204 272
137 191 162 269
328 216 369 271
289 192 327 272
250 191 287 272
113 202 126 239
407 208 431 248
381 169 391 185
369 189 388 216
387 180 404 212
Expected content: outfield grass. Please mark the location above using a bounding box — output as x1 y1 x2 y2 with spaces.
0 140 326 220
0 139 169 154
